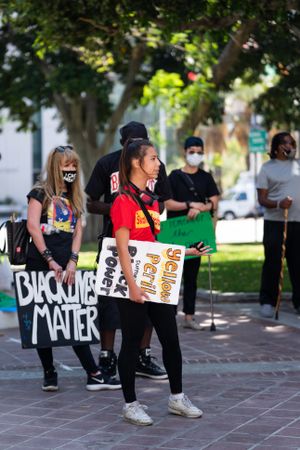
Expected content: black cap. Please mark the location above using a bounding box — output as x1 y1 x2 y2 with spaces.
120 121 148 145
184 136 204 150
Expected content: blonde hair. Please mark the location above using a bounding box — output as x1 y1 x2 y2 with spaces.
34 147 84 217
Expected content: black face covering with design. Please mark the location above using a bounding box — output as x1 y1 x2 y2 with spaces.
63 171 77 184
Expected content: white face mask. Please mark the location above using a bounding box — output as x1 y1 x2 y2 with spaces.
283 148 297 160
186 153 204 167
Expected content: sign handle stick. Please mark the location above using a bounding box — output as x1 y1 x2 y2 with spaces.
208 255 216 331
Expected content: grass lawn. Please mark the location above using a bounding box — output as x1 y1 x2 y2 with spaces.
79 242 292 293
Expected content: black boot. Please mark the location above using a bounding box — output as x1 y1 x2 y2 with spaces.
135 348 168 380
42 368 58 392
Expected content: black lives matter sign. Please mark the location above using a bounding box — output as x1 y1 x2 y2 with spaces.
14 271 100 349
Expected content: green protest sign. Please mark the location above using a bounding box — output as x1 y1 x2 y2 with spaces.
157 212 217 258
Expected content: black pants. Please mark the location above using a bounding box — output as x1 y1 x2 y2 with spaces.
183 257 201 315
37 346 98 374
26 258 98 375
260 220 300 308
117 299 182 403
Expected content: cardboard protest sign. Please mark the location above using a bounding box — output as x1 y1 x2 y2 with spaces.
95 238 185 305
157 212 217 257
14 270 100 349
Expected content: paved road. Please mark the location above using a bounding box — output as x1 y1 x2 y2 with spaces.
1 299 300 449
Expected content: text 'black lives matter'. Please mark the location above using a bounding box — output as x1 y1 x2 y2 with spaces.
13 270 100 349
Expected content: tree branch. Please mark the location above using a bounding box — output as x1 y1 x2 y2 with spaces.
98 43 147 156
177 19 257 140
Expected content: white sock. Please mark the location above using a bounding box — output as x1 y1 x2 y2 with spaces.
170 392 184 401
125 400 138 407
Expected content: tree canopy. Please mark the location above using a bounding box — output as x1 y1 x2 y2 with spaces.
0 0 299 179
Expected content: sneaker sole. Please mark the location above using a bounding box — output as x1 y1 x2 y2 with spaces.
135 371 168 380
123 416 153 426
168 407 203 418
42 386 59 392
86 384 121 391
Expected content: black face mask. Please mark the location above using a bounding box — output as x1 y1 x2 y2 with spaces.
129 182 159 206
63 171 77 184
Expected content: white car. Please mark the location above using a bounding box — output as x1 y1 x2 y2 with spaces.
218 188 257 220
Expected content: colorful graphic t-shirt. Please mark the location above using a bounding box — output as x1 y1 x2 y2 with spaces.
26 188 77 266
110 193 160 243
27 188 77 233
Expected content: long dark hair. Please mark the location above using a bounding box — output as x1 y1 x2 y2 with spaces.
119 138 154 200
269 132 296 159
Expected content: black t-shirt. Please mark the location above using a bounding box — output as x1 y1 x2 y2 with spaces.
26 188 75 268
85 149 172 233
85 149 172 204
167 169 220 219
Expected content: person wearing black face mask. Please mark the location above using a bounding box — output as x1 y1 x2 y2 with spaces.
257 132 300 317
25 146 120 392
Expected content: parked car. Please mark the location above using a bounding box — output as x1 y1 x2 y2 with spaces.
217 186 263 220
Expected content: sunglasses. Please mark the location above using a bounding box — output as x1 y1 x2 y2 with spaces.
55 145 73 153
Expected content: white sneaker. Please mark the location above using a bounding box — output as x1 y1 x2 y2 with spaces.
123 401 153 426
183 319 203 330
260 304 274 318
168 394 203 418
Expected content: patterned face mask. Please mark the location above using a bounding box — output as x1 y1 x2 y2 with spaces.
62 171 77 184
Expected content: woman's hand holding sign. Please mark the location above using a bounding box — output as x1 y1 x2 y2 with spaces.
129 283 150 304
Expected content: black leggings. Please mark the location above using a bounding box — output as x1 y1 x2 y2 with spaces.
37 346 98 374
183 257 201 315
117 298 182 403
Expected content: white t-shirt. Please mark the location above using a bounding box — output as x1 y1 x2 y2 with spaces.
257 158 300 221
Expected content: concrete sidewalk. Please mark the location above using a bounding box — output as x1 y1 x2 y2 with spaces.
1 299 300 449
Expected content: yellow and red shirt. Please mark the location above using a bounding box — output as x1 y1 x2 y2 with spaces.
110 193 160 242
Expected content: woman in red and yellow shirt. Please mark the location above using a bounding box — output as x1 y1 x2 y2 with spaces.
111 138 208 426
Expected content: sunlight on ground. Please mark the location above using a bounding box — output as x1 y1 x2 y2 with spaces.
265 325 288 333
211 334 232 340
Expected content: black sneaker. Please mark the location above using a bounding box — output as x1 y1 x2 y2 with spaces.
86 372 121 391
98 350 118 379
136 348 168 380
42 369 58 392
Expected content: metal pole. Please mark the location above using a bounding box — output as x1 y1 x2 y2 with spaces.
208 255 216 331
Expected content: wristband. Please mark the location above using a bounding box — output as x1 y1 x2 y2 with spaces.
277 200 281 209
41 248 53 262
69 252 79 264
186 201 191 210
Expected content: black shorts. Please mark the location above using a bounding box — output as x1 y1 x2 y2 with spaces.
98 296 121 331
98 296 152 331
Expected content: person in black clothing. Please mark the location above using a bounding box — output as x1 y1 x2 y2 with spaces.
166 136 219 330
85 121 170 381
26 145 119 391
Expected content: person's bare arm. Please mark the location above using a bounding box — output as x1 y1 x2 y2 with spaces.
27 198 63 282
86 196 111 215
257 189 293 209
64 218 82 286
115 227 149 303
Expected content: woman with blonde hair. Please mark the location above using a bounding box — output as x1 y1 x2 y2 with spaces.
26 145 119 391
